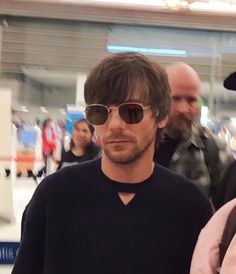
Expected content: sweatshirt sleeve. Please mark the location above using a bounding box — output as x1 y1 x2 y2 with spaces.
12 184 47 274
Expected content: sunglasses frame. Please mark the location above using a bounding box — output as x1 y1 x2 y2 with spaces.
85 102 152 126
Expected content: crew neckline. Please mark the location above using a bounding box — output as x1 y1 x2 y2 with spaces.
99 164 157 193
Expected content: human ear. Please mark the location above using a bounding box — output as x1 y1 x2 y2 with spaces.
157 115 168 129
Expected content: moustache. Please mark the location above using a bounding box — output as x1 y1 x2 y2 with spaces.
103 133 135 144
170 114 192 124
176 113 192 121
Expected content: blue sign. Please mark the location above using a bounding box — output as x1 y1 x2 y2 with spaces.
18 129 37 148
0 242 20 264
66 111 85 134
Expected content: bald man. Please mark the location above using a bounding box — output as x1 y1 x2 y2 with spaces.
154 62 234 206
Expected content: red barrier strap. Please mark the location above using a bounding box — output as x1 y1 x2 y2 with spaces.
0 156 43 163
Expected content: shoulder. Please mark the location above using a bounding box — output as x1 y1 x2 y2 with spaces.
153 164 212 228
61 149 73 159
155 163 196 188
35 159 101 201
197 125 234 162
201 125 229 150
154 164 210 205
207 129 234 163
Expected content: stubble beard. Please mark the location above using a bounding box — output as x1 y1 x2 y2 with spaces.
102 134 155 165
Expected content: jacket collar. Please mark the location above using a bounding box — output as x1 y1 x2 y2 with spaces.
190 123 206 149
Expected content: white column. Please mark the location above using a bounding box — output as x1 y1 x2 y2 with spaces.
76 73 87 110
0 88 15 222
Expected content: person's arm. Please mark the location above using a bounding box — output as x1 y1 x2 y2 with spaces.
187 201 213 273
221 234 236 274
190 199 236 274
12 185 47 274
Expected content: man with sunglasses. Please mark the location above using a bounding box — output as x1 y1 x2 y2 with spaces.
13 53 212 274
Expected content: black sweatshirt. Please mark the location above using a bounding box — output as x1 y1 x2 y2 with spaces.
12 159 212 274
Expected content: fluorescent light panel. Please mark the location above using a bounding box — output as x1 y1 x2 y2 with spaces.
107 45 187 56
20 106 29 112
40 106 48 113
57 0 236 13
59 108 66 115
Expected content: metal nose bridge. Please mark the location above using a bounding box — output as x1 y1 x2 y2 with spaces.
106 106 123 121
106 105 119 114
105 105 129 127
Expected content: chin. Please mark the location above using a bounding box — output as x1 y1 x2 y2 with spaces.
104 150 135 164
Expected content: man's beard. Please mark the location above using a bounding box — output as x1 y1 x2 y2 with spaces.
166 114 193 141
102 132 155 165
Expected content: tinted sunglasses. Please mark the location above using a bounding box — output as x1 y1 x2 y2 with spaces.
85 102 152 126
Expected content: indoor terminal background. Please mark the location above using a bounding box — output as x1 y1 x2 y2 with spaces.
1 0 236 273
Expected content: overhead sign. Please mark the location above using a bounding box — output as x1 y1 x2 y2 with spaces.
0 242 20 265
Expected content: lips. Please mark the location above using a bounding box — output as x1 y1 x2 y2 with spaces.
106 139 132 144
104 134 135 144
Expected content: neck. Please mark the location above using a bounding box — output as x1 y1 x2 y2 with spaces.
101 152 155 184
71 146 85 156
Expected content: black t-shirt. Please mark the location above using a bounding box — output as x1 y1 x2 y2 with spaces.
13 159 212 274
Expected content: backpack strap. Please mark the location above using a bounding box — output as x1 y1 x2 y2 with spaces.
219 205 236 266
201 134 219 180
200 130 220 196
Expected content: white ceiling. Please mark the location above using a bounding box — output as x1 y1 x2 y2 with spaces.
1 0 236 120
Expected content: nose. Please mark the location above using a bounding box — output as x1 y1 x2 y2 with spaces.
176 99 190 114
106 109 126 131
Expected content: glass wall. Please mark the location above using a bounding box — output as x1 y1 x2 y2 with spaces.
1 18 236 119
0 17 236 136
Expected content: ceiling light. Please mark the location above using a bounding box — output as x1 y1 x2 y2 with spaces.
20 106 29 112
40 106 48 113
107 45 187 56
59 108 66 115
189 1 236 12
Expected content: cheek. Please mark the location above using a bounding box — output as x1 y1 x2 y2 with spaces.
170 99 178 109
170 104 177 115
86 134 92 141
72 133 77 140
138 120 157 136
191 106 199 116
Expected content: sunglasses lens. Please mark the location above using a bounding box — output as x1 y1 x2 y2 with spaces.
85 105 108 125
119 103 144 124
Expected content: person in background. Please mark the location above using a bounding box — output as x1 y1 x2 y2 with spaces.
214 71 236 208
57 120 67 157
57 118 100 169
190 197 236 274
190 72 236 274
154 62 234 207
41 118 56 175
12 53 212 274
